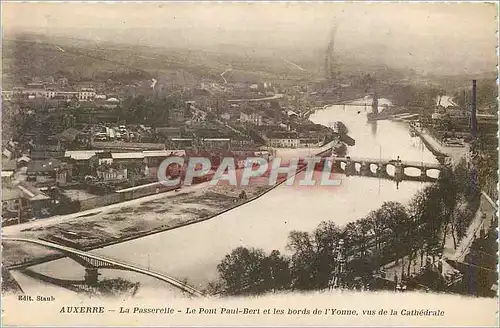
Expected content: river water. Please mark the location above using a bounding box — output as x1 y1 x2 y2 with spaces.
19 99 440 295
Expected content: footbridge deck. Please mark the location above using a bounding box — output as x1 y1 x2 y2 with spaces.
2 237 204 297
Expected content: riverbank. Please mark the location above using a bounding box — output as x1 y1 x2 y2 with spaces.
410 125 467 165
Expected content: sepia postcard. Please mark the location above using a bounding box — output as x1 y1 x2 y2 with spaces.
1 1 498 327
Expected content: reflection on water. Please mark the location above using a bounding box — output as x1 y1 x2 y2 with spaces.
370 121 378 136
25 100 440 292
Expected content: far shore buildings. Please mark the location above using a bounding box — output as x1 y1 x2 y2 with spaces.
1 84 109 103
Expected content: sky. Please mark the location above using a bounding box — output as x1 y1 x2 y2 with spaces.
2 2 498 75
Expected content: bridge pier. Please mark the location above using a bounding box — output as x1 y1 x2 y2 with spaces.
330 159 343 173
84 268 100 287
360 162 371 176
394 163 404 182
345 159 355 176
420 168 427 181
376 164 387 178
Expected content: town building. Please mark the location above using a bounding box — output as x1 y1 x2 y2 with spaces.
1 159 17 183
26 158 70 187
96 166 128 182
155 127 182 138
2 182 53 223
65 150 104 178
17 155 31 168
267 132 300 148
143 150 186 178
240 109 263 126
201 138 231 150
2 187 22 222
78 88 96 101
169 138 194 149
92 152 113 166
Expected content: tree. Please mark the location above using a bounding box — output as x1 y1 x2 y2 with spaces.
374 202 410 267
312 221 342 288
336 121 349 135
287 230 316 290
365 209 387 255
261 250 292 292
408 185 445 263
216 247 267 295
96 278 140 297
437 165 460 249
343 221 362 253
215 247 291 296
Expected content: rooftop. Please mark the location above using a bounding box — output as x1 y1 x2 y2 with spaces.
18 182 50 201
58 128 81 143
27 159 62 173
1 171 14 178
17 155 31 163
112 152 144 160
143 150 186 157
65 150 103 161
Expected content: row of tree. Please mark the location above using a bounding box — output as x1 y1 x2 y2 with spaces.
210 159 480 296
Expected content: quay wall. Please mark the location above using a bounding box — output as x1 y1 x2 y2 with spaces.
409 125 448 162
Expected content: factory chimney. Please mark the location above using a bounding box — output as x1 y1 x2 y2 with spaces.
471 79 477 139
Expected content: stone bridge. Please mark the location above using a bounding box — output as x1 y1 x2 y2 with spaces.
329 156 442 182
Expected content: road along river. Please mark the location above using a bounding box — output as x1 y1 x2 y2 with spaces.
17 98 440 295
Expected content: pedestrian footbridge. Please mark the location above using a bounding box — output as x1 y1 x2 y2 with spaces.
2 237 204 297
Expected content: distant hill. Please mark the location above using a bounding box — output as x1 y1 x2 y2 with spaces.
2 33 314 88
5 32 493 90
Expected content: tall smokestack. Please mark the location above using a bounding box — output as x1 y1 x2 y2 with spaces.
469 79 478 193
471 79 477 138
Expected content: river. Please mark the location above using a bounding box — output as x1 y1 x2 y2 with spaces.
16 98 440 295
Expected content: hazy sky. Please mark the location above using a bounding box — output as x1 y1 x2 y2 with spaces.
2 2 498 74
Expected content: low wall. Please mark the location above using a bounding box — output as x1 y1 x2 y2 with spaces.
79 193 121 212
